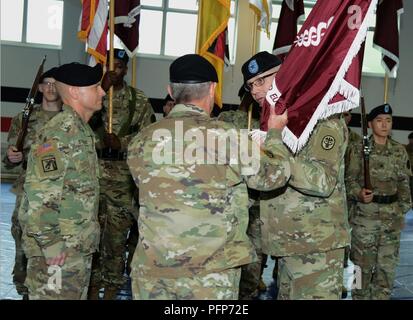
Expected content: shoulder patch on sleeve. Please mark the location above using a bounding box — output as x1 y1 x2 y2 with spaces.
33 141 64 179
312 125 341 161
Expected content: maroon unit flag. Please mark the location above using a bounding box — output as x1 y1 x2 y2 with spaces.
272 0 304 60
114 0 141 57
373 0 404 77
262 0 377 153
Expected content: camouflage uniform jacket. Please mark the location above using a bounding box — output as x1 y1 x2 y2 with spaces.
97 82 154 181
218 109 261 205
3 105 60 194
345 128 362 183
405 143 413 175
127 103 292 278
261 116 351 257
346 136 412 216
217 110 260 131
19 105 100 260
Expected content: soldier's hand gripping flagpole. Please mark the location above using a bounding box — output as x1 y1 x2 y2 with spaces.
16 55 47 152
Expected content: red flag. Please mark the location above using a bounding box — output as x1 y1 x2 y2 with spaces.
114 0 141 57
272 0 304 60
78 0 108 66
261 0 377 153
373 0 404 77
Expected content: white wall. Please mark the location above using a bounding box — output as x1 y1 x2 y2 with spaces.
1 0 412 146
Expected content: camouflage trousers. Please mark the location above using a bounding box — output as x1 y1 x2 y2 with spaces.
239 204 264 299
25 253 93 300
350 202 403 300
11 191 28 296
131 268 241 300
277 248 344 300
90 178 137 289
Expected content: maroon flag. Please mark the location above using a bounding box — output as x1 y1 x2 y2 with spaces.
261 0 377 153
272 0 304 60
114 0 141 57
373 0 404 77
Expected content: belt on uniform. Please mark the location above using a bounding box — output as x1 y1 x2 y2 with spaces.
372 194 398 204
96 148 127 161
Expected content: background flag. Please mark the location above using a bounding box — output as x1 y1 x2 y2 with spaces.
261 0 377 153
373 0 404 77
272 0 304 59
114 0 141 57
78 0 108 66
196 0 231 108
249 0 272 38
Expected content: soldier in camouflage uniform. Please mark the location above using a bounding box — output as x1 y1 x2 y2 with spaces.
346 104 412 300
405 132 413 202
18 63 104 299
3 67 62 299
162 94 175 117
218 84 269 299
88 49 155 299
127 54 292 300
341 112 362 298
241 52 351 300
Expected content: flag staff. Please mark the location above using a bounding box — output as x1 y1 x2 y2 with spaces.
195 1 201 53
132 57 137 88
383 73 389 103
248 10 258 132
108 0 115 134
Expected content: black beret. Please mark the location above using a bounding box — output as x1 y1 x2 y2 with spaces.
54 63 103 86
367 103 393 121
170 54 218 84
110 49 129 65
39 67 58 83
241 51 282 83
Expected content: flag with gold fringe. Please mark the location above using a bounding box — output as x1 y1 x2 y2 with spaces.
196 0 230 108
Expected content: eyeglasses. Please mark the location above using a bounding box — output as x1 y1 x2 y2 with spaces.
244 72 276 92
41 81 56 88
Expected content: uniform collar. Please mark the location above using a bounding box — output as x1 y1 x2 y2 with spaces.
167 103 210 118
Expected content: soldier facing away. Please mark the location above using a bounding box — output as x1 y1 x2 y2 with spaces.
88 49 155 300
127 54 294 300
217 52 280 299
3 67 62 299
346 104 412 299
18 63 105 300
242 51 351 300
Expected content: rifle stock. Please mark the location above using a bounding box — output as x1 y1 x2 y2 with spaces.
15 56 46 151
360 93 373 190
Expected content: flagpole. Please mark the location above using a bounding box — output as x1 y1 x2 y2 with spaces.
248 104 253 132
108 0 115 134
383 73 389 103
132 57 137 88
195 0 202 53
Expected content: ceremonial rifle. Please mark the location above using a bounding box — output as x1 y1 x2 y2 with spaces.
15 56 46 151
360 92 373 190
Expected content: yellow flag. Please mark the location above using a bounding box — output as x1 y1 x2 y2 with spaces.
196 0 230 108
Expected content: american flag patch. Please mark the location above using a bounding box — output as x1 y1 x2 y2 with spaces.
36 143 54 155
